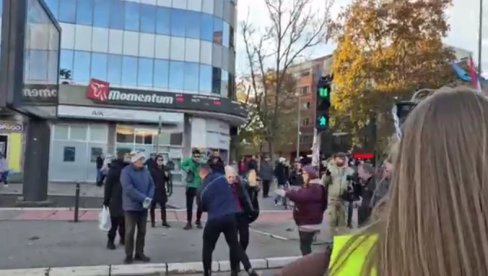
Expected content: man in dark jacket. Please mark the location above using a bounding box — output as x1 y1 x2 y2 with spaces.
120 152 155 264
207 150 225 175
96 154 104 186
198 165 258 276
259 157 273 198
149 154 170 228
357 163 375 226
103 153 129 250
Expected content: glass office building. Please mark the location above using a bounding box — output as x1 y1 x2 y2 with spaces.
38 0 245 183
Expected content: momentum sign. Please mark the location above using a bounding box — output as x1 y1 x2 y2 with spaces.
86 79 247 118
22 84 58 104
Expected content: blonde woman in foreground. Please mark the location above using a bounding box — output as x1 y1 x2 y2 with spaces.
281 87 488 276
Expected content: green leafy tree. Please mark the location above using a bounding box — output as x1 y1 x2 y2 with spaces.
331 0 455 149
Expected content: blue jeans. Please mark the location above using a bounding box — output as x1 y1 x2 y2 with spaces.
0 171 9 184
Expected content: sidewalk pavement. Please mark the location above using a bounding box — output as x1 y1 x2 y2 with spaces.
0 220 305 271
0 182 287 210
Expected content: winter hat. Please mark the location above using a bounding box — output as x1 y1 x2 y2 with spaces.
302 165 318 179
130 152 145 163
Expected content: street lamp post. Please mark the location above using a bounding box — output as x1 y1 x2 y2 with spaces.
296 93 301 161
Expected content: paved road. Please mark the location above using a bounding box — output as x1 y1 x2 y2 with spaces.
0 221 310 270
0 183 287 211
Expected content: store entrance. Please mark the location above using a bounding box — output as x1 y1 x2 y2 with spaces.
0 135 7 157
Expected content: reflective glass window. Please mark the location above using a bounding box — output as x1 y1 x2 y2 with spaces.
229 25 235 48
212 67 221 94
223 22 230 48
26 50 48 81
171 9 186 37
59 0 76 23
125 1 140 32
213 18 223 44
184 62 199 91
186 11 200 39
93 0 110 28
221 69 229 97
156 7 170 35
73 51 91 83
200 13 213 41
140 4 156 33
154 59 169 89
169 61 184 91
138 58 154 87
122 56 138 86
91 53 108 80
228 73 235 99
76 0 93 25
107 54 122 85
60 49 74 76
199 64 212 93
44 0 59 19
110 0 125 29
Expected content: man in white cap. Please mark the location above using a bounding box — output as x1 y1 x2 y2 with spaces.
120 151 154 264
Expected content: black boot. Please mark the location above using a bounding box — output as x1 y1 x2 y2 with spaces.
184 223 192 230
124 255 133 264
106 240 116 250
134 254 151 262
162 221 171 228
195 221 203 229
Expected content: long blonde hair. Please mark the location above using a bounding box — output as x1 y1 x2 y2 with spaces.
330 88 488 275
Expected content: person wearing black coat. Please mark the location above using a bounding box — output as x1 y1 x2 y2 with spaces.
149 154 170 228
207 152 225 175
103 153 129 250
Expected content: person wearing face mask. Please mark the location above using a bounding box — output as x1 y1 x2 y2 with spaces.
321 152 354 245
103 152 130 250
149 154 170 228
276 165 327 256
181 149 204 230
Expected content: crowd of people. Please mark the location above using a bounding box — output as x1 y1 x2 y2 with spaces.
281 87 488 275
95 87 488 276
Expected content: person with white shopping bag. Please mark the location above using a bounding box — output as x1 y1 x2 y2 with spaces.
103 152 131 250
120 152 155 264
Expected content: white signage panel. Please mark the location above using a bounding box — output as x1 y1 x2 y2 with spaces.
57 105 184 124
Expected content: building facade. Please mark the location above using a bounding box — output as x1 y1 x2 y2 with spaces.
4 0 244 183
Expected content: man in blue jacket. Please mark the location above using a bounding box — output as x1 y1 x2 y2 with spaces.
198 165 258 276
120 152 155 264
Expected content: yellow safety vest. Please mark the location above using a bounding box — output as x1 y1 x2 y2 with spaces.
328 234 378 276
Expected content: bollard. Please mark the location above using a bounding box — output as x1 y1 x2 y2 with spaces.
74 182 80 222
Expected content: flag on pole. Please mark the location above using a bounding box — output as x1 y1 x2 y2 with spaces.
468 56 482 93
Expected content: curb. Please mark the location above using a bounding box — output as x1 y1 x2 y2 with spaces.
0 257 300 276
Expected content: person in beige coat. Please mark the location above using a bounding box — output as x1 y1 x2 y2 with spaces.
321 152 354 244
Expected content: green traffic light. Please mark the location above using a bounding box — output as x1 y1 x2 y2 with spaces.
319 87 329 98
318 116 327 127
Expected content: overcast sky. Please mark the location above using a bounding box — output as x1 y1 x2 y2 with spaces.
236 0 484 74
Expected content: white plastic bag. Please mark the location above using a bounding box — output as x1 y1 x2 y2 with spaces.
98 206 111 231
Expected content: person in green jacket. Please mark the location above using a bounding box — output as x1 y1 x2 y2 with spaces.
181 149 203 230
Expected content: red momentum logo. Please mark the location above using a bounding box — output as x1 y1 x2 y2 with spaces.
86 79 110 102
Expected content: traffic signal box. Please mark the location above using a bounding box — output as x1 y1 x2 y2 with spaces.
316 75 332 133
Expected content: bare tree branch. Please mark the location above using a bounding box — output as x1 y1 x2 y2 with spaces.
238 0 334 158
